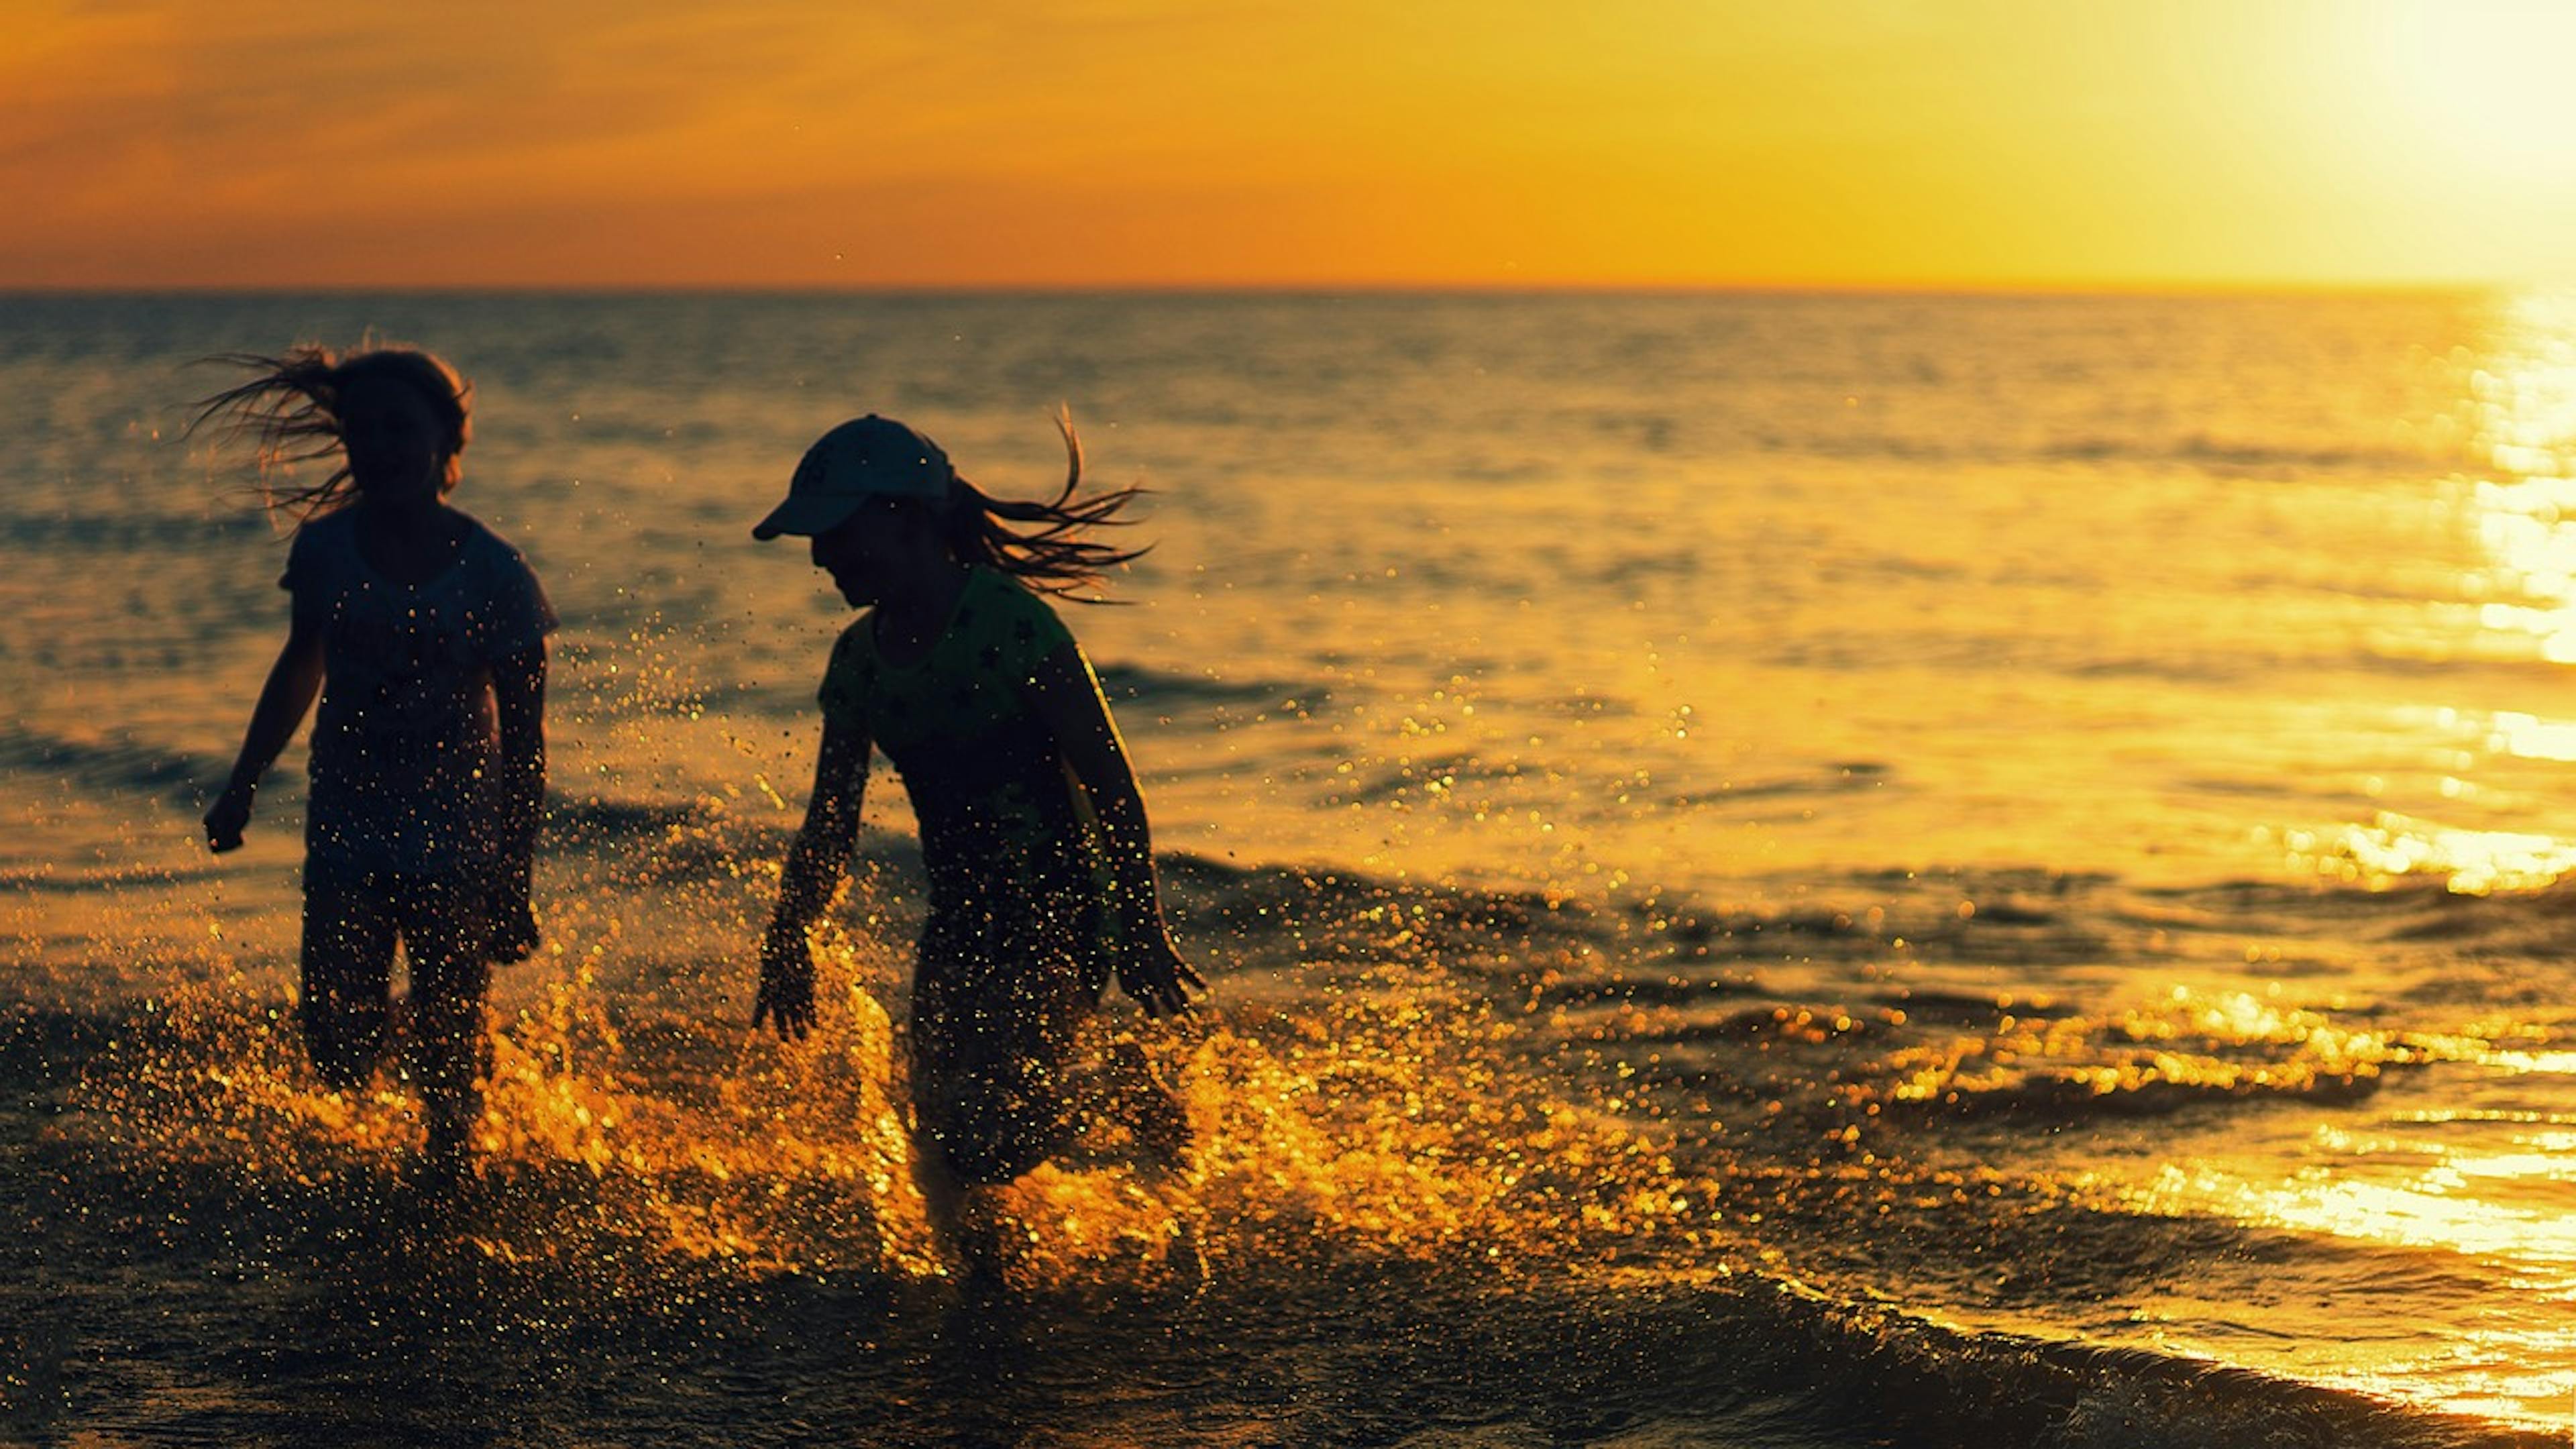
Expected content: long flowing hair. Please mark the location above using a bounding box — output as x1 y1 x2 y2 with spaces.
943 409 1148 600
190 344 473 523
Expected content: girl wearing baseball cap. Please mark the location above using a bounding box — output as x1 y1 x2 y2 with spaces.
749 411 1205 1269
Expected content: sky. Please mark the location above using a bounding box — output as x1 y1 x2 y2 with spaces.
8 0 2576 290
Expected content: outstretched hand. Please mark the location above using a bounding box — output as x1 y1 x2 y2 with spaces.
753 922 818 1041
204 783 254 853
1118 932 1210 1020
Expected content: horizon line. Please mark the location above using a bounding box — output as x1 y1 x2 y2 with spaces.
0 276 2538 301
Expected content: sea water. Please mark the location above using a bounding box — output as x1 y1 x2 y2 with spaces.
5 289 2575 1445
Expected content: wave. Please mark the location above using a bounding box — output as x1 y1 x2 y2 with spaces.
1774 431 2448 478
1678 1271 2541 1449
2043 433 2443 476
21 843 2576 1441
0 510 270 551
1091 662 1294 707
1664 761 1895 807
0 721 232 804
0 999 2543 1448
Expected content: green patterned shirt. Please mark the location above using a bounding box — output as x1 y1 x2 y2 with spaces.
818 567 1106 912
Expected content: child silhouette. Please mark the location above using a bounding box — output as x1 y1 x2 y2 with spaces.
198 345 553 1186
749 413 1203 1256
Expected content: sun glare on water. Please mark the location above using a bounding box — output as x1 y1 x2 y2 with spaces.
2463 293 2576 653
2282 292 2576 892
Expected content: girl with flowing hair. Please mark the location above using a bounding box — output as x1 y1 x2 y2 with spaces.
747 412 1203 1265
197 344 555 1187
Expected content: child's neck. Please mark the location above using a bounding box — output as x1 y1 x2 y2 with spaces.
871 558 972 663
354 496 467 586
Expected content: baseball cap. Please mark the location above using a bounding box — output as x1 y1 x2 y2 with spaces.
751 415 953 540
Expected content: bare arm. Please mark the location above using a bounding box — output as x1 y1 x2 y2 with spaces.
1023 647 1207 1017
754 714 871 1040
485 643 548 961
489 644 547 861
205 616 325 852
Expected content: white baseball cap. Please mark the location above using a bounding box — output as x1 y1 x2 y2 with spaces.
752 415 954 540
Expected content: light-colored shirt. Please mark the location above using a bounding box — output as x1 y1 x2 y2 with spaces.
282 508 555 874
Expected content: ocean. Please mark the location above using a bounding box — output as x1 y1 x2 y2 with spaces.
5 288 2575 1446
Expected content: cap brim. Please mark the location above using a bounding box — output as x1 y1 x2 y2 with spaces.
751 492 865 541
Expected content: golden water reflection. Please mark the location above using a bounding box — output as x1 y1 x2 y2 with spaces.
2135 1116 2576 1426
2464 292 2576 657
2278 295 2576 893
2281 812 2576 893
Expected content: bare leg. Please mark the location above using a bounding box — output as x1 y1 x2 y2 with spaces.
909 1134 1008 1286
407 912 492 1187
299 869 398 1091
912 1132 967 1246
1096 1036 1193 1181
1079 1035 1205 1288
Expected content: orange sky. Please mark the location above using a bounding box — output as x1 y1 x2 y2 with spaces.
8 0 2575 289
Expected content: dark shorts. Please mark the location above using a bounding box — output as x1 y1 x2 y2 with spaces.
298 859 494 1091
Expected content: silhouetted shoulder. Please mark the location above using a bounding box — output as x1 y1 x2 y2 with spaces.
820 612 881 727
278 508 356 592
453 513 557 655
963 568 1077 683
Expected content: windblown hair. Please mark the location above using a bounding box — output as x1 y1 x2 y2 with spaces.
942 409 1148 601
190 344 473 523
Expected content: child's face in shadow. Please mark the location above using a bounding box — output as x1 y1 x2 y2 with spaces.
810 498 932 607
339 375 449 507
